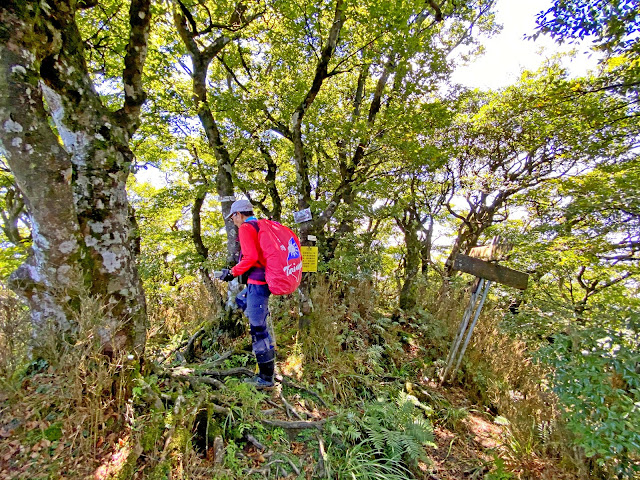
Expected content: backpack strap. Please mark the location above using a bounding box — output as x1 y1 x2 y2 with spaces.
246 219 259 232
239 220 265 283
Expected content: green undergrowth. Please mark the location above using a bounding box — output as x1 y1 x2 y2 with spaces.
2 280 635 479
444 295 640 479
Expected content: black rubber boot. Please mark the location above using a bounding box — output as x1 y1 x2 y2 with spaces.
258 359 275 383
246 349 276 389
245 360 275 390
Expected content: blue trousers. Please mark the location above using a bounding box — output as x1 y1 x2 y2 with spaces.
236 284 275 364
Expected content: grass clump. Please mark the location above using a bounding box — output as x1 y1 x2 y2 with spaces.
0 295 139 478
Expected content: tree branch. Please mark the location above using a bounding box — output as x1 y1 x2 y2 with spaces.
117 0 152 134
216 55 250 93
264 109 293 140
293 0 345 124
427 0 443 22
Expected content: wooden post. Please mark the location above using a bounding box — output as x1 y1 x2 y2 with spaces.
452 279 492 375
440 251 529 384
440 279 486 384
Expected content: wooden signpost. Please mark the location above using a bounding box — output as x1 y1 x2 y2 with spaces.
452 254 528 290
440 252 529 384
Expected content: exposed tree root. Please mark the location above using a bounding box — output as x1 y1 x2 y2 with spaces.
158 339 189 365
244 433 266 451
313 432 328 478
245 457 301 477
208 349 234 367
279 392 303 420
261 419 326 429
159 327 205 365
278 374 327 407
184 328 206 362
201 367 255 377
137 378 165 410
184 375 225 389
259 408 279 416
156 364 254 391
210 403 231 415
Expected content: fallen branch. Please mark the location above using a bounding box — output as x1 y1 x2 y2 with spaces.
278 374 327 407
261 419 326 430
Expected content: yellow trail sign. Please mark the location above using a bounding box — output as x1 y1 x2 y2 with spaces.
300 246 318 272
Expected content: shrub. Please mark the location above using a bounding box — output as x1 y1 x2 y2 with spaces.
539 325 640 478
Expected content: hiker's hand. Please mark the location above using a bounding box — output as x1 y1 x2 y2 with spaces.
219 268 234 282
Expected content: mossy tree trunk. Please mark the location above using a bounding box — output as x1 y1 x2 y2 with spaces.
0 0 151 356
396 207 422 311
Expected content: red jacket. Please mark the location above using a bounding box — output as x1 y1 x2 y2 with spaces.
231 221 267 284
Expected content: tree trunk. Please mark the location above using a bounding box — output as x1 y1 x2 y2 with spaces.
191 188 219 300
399 232 421 311
193 54 239 266
173 8 240 266
420 217 434 275
258 143 282 222
173 7 252 339
0 0 150 355
289 0 345 327
396 213 422 311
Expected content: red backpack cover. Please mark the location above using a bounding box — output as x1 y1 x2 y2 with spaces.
253 219 303 295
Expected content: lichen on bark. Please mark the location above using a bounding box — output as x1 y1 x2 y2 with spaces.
0 0 151 356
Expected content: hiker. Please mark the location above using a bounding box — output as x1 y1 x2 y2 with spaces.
218 199 276 389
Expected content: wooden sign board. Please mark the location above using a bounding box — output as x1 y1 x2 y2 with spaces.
453 254 528 290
